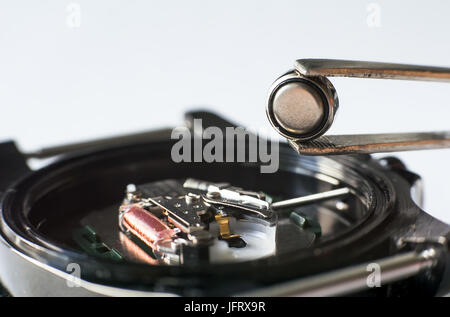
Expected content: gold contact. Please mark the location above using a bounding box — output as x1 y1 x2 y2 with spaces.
215 214 240 240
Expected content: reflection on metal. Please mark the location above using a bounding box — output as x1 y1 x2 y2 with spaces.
239 248 438 297
295 59 450 82
271 187 350 210
289 132 450 155
184 178 272 219
24 128 173 159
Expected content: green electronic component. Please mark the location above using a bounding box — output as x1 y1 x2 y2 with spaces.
289 212 306 227
289 211 322 237
73 225 123 261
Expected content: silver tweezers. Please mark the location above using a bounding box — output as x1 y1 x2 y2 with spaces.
266 59 450 155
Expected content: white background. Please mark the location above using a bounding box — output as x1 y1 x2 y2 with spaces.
0 1 449 223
